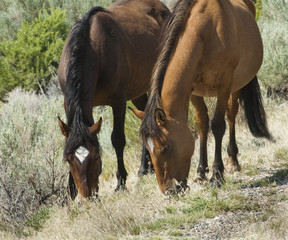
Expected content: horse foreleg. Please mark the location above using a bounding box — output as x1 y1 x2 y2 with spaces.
226 91 241 173
69 171 78 200
111 101 128 191
191 95 209 182
132 94 154 176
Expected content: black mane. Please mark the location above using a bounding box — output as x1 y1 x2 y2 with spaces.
64 7 107 155
140 0 196 144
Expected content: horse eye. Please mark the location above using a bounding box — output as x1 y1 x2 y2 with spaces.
66 154 73 164
161 145 170 154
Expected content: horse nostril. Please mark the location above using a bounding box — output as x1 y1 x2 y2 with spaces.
165 182 189 196
89 191 100 202
176 184 182 191
176 183 189 195
165 189 177 196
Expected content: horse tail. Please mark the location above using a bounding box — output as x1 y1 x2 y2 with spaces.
240 76 272 140
65 6 106 127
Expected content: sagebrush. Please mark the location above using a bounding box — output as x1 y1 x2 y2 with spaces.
0 89 67 233
257 0 288 97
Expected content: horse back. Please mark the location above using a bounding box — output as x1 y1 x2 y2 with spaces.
88 0 170 103
171 0 263 97
59 0 169 108
58 34 71 93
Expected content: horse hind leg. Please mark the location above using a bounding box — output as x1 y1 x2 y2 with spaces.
210 76 233 183
131 94 154 177
111 100 128 191
191 95 209 182
225 91 241 173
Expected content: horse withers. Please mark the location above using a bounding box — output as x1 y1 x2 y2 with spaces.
58 0 170 199
131 0 271 194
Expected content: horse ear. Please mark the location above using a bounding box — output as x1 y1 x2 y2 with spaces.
154 108 166 126
89 117 102 135
128 106 144 120
58 116 70 137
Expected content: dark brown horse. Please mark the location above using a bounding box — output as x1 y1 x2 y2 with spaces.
57 0 170 199
131 0 271 194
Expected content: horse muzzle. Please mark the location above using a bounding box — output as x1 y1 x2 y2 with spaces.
164 179 189 196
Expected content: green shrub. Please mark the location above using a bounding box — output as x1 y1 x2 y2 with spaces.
0 0 115 41
0 8 69 99
255 0 262 21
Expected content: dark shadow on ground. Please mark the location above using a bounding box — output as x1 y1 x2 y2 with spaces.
241 168 288 188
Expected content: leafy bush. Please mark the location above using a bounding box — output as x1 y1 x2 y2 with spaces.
255 0 262 21
0 8 68 99
0 0 115 41
258 0 288 98
0 1 118 100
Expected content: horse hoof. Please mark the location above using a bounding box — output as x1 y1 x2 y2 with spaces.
114 184 127 192
209 178 222 188
194 173 208 184
138 165 155 177
225 164 241 174
138 168 148 177
210 174 225 188
226 157 241 174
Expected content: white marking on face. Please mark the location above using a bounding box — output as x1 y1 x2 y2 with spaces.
75 146 89 163
147 137 154 154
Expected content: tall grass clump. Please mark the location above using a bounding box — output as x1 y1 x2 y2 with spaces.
258 0 288 98
0 88 68 234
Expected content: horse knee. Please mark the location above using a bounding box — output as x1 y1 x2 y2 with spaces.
111 131 126 150
211 118 226 138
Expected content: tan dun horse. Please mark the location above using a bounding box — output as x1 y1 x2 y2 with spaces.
57 0 170 199
131 0 271 194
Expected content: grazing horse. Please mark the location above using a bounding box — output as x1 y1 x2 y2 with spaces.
130 0 271 194
57 0 170 199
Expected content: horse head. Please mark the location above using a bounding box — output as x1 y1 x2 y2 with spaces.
130 107 194 194
58 117 102 199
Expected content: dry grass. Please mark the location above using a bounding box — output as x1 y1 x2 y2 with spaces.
1 86 288 240
1 0 287 239
1 96 284 240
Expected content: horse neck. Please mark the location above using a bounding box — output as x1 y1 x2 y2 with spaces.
159 43 200 124
159 25 202 124
160 74 191 124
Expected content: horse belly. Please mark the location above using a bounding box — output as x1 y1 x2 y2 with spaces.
126 73 151 100
231 42 263 93
191 71 220 97
230 0 263 92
